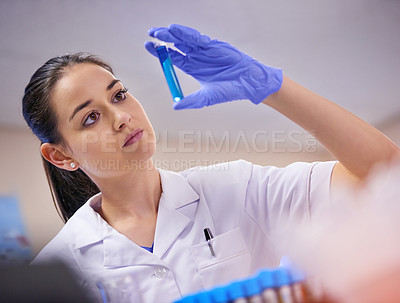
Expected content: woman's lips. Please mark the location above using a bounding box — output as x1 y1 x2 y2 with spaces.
123 129 144 147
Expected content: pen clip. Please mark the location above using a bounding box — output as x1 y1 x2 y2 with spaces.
204 228 215 257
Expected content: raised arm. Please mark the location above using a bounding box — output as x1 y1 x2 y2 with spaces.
263 76 400 184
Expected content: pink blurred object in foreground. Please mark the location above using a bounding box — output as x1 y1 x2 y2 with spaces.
282 159 400 303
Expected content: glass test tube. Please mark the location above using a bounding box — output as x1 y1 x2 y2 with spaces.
242 276 263 303
274 268 295 303
156 45 184 102
288 268 308 303
258 270 279 303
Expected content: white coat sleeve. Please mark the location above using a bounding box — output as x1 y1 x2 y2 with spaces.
241 160 336 241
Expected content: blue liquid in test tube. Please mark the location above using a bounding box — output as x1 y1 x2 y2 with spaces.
156 45 184 102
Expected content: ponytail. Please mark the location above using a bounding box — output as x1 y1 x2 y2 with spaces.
42 156 99 222
23 53 113 221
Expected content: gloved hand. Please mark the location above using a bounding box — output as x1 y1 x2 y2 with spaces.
145 24 283 110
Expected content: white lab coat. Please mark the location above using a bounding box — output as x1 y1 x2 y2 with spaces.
33 159 336 303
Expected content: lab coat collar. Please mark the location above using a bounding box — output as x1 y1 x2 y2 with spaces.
73 193 104 250
157 168 199 209
153 168 200 258
74 168 200 266
72 195 159 267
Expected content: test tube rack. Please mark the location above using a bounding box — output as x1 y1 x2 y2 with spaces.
174 267 335 303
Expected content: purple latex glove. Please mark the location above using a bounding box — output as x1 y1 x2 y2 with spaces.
145 24 283 110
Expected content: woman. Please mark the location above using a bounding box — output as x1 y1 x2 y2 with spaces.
24 24 399 302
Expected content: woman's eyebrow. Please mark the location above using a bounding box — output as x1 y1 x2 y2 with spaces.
69 100 91 122
107 79 121 90
69 79 122 122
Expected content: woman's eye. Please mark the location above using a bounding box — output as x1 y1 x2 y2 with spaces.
113 88 128 103
83 112 99 126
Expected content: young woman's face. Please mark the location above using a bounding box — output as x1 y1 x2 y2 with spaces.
51 63 156 179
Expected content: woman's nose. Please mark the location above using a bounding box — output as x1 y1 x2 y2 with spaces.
113 108 131 131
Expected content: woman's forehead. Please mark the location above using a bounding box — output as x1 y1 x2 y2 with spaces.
61 63 114 87
51 63 116 117
53 64 114 97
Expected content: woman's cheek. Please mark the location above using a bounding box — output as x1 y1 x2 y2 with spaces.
79 130 100 154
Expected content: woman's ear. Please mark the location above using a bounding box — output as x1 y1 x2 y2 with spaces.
40 143 78 171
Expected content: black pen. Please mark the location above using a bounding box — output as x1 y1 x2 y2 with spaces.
204 228 215 257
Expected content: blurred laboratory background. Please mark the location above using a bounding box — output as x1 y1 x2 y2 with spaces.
0 0 399 257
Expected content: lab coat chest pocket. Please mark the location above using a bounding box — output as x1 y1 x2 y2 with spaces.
191 227 251 288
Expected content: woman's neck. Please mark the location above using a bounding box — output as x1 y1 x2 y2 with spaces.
95 161 162 223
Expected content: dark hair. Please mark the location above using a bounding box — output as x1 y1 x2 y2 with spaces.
22 53 114 222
